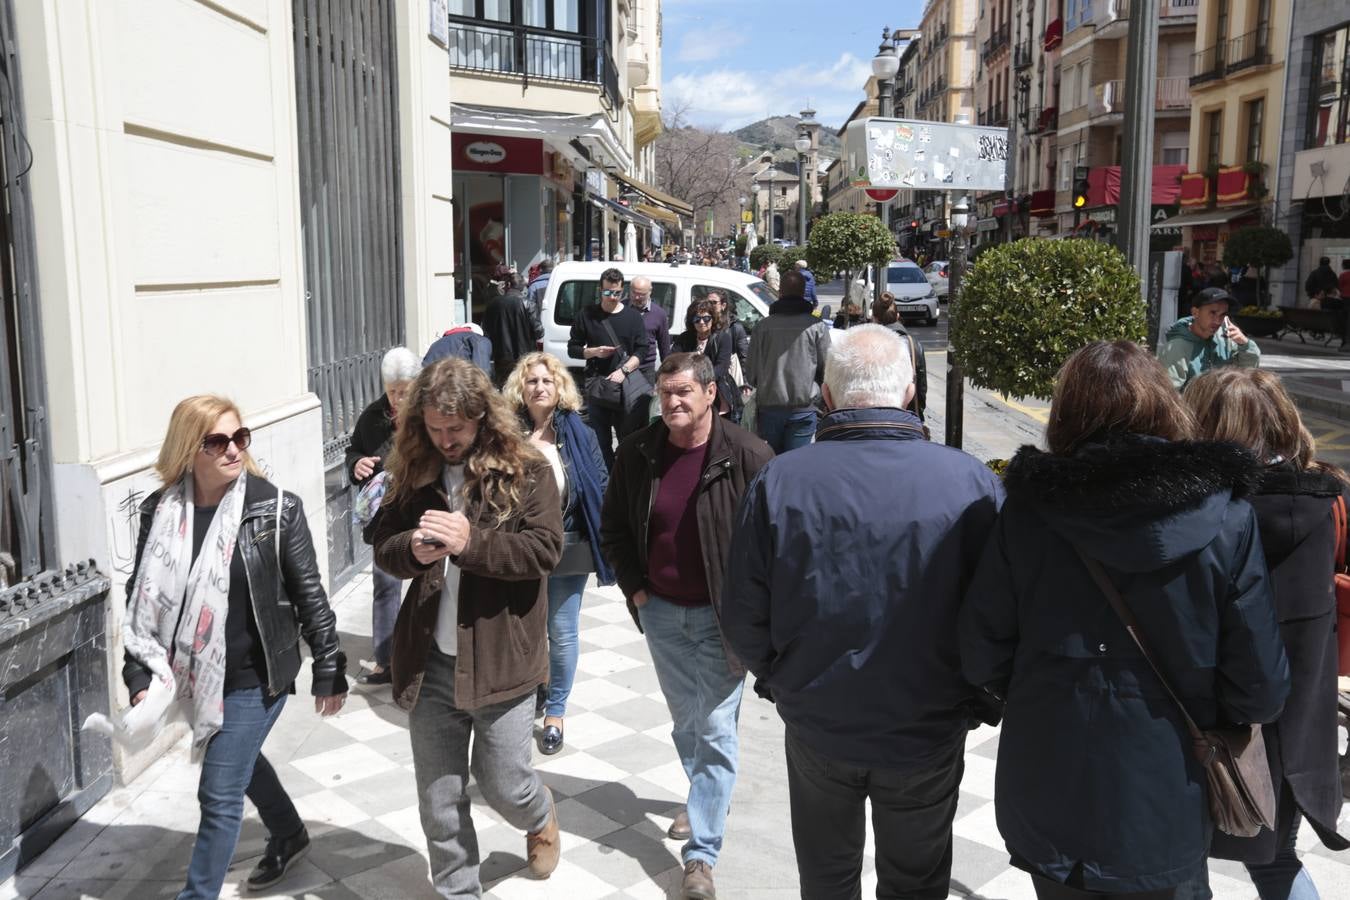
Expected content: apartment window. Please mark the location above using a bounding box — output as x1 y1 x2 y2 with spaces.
1058 147 1075 190
455 0 581 31
1205 110 1223 167
1066 0 1079 29
1161 130 1190 165
1307 25 1350 148
1215 0 1229 43
1255 0 1270 55
1244 98 1264 163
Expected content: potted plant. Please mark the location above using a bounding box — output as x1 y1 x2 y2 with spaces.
949 238 1146 400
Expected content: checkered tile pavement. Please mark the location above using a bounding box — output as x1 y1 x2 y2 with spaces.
5 567 1349 899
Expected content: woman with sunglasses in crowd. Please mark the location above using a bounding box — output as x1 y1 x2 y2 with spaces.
122 396 348 899
673 297 742 422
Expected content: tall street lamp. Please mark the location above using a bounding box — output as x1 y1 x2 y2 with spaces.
871 28 900 309
795 132 811 247
944 192 970 448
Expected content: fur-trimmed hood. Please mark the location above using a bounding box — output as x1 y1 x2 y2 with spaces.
1004 435 1264 572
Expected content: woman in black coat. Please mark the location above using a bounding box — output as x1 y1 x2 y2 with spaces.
1185 368 1349 900
673 297 741 422
959 341 1290 900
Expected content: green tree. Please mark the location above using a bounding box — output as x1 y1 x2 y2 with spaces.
803 213 896 308
950 238 1146 400
749 243 784 271
1221 225 1293 269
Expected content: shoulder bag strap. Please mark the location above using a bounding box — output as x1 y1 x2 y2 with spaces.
1334 496 1347 573
1073 547 1207 743
599 316 626 371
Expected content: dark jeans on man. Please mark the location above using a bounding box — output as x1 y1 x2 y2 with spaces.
756 406 817 455
785 727 964 900
1033 872 1175 900
586 395 649 470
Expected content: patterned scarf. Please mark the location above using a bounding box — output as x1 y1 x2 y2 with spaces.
122 471 248 758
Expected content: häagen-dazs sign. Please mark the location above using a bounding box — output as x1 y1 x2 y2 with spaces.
464 141 507 165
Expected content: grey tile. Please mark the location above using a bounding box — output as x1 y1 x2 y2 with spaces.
571 776 685 827
330 767 421 819
553 824 681 889
590 696 674 730
949 835 1015 897
971 735 1001 760
584 732 674 776
304 819 421 881
363 730 416 768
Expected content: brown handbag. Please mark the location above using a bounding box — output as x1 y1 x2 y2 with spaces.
1076 549 1277 838
1332 496 1350 676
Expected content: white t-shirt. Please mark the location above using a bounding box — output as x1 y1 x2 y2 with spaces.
432 464 466 657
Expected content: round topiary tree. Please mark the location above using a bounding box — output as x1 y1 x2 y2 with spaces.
950 238 1146 400
803 212 896 308
1222 225 1293 270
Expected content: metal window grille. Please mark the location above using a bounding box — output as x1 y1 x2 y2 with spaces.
0 0 55 587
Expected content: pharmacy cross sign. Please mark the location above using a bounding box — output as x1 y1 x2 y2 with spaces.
845 117 1010 193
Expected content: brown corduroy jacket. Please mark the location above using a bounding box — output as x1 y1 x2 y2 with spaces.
372 459 563 711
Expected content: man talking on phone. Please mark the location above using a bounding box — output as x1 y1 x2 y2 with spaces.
568 267 651 469
1159 286 1261 391
371 358 565 897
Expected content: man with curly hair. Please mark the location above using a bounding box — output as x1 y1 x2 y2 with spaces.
371 358 564 898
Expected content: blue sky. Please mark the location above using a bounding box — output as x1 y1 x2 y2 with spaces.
661 0 928 133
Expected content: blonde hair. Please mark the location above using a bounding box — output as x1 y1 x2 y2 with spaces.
501 352 582 415
1185 368 1338 478
384 358 542 525
154 395 262 486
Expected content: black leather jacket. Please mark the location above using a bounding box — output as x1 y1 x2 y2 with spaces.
122 474 347 699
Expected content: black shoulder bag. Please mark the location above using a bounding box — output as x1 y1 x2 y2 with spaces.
584 316 652 413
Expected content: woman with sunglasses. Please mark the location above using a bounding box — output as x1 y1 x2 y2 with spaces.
122 396 348 899
674 298 742 422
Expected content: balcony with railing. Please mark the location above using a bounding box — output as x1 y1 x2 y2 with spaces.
448 20 621 108
1088 78 1191 117
1191 26 1272 86
982 22 1011 61
1026 105 1059 134
1014 40 1033 70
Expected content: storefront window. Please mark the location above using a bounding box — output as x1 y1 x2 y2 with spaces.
1307 26 1349 149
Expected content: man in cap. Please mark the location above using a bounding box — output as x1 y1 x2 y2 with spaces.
1159 287 1261 391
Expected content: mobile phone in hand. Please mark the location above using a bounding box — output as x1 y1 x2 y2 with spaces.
418 535 446 549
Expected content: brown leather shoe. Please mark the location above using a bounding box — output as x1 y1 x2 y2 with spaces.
667 809 691 841
526 786 560 878
681 860 716 899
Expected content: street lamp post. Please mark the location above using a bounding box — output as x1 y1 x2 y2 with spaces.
794 133 811 247
738 195 748 270
871 28 900 311
944 193 970 448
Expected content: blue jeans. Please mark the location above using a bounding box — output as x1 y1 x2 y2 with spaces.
637 594 745 867
756 406 816 455
1176 786 1319 900
545 573 588 717
372 564 402 667
179 688 302 900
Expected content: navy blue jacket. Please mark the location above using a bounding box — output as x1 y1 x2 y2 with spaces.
424 327 492 375
722 407 1005 770
959 436 1290 894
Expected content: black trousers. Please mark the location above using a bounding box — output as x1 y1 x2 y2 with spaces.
785 727 964 900
1031 871 1176 900
585 396 648 470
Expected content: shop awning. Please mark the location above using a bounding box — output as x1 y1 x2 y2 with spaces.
450 103 635 177
1029 189 1057 217
1150 206 1259 229
636 203 680 227
588 193 657 228
611 172 694 218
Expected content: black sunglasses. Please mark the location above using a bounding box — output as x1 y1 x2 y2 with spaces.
201 427 252 456
692 315 713 324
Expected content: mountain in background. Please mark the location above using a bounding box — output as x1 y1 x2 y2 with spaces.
733 115 842 159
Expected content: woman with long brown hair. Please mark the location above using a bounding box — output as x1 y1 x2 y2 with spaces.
1184 367 1348 900
122 395 346 898
960 341 1289 900
371 358 565 896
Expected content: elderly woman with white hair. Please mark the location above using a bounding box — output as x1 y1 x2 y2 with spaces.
345 346 421 685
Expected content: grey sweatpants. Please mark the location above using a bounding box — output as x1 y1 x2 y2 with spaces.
409 647 551 899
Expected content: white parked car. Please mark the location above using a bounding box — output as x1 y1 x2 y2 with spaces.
885 260 939 326
924 261 950 300
539 261 777 375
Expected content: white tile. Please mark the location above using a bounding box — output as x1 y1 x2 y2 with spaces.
633 759 690 801
342 854 439 899
972 866 1038 900
961 753 998 800
107 790 202 831
549 712 636 752
564 679 639 711
289 741 398 787
573 648 645 678
951 797 1003 851
375 804 433 848
290 789 372 829
325 706 405 742
578 602 636 625
965 723 1000 751
534 749 632 785
575 623 646 649
486 857 617 899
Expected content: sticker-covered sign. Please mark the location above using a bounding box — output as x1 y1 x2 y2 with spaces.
846 117 1008 192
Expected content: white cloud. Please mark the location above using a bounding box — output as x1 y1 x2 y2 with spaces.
664 52 872 132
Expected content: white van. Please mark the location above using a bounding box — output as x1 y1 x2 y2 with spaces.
539 261 778 373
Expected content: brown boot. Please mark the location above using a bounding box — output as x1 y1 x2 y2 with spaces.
526 786 561 878
667 809 691 841
681 860 716 899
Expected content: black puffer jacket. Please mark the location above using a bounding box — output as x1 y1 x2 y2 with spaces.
959 436 1289 894
123 474 347 699
1211 463 1349 861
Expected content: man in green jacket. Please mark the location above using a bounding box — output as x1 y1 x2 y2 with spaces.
1159 287 1261 391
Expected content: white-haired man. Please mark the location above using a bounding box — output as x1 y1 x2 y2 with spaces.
722 325 1005 899
794 259 817 307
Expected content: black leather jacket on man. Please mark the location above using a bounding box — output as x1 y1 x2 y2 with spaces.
122 475 347 699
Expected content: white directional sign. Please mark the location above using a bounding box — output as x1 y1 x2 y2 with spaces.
845 117 1009 193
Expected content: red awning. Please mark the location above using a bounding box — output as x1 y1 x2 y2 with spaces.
993 200 1013 217
1180 172 1210 208
1044 18 1063 50
1029 189 1056 217
1216 166 1253 205
1084 165 1189 207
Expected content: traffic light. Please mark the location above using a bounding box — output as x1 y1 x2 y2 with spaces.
1072 166 1090 209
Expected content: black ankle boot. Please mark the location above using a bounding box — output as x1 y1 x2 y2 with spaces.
246 826 310 891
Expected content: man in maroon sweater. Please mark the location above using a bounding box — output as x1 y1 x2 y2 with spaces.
600 352 774 900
